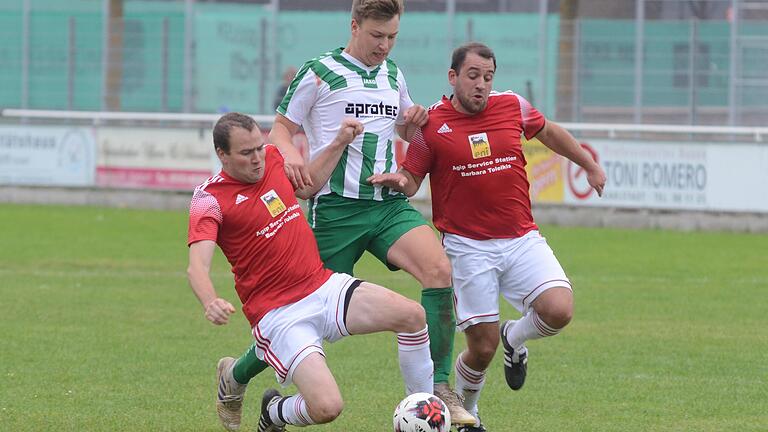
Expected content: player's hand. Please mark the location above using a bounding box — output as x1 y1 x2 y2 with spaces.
204 297 236 325
367 172 408 190
403 105 428 127
335 118 364 146
282 147 313 190
587 165 607 197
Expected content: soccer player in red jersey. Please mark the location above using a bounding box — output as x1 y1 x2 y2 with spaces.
187 112 433 431
225 1 473 426
369 42 607 431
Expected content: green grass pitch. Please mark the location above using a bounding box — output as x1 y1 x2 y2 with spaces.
0 203 766 431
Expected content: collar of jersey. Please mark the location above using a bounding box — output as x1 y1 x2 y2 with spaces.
337 48 382 73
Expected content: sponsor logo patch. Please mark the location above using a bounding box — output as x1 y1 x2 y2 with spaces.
468 132 491 159
345 102 398 119
260 190 287 217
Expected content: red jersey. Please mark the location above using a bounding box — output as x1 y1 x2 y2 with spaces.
402 92 545 240
187 145 332 325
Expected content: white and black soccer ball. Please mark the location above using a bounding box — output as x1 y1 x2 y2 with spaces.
392 392 451 432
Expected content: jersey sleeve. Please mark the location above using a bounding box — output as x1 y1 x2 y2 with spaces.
265 144 284 164
401 127 432 178
514 93 546 138
276 60 319 127
187 188 223 246
396 68 415 126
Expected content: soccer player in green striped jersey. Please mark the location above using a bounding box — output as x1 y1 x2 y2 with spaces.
212 1 476 430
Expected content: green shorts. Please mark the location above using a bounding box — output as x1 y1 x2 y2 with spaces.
306 193 428 275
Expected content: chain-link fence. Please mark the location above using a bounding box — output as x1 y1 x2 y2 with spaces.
1 0 766 125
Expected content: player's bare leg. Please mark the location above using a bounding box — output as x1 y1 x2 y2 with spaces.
501 287 573 390
387 225 476 426
454 322 498 431
346 281 434 395
257 353 341 431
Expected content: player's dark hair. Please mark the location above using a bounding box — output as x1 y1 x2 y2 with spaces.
213 112 257 154
451 42 497 74
351 0 404 23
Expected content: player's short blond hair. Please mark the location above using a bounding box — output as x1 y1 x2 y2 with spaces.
351 0 404 23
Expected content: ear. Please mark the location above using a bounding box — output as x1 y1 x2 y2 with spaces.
215 147 227 163
448 69 458 87
351 18 359 35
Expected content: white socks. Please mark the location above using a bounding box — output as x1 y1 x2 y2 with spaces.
505 311 560 351
397 326 434 394
269 393 315 427
454 351 486 417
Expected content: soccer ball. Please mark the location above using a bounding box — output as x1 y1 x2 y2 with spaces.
392 392 451 432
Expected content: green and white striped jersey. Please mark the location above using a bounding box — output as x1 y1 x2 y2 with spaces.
277 47 414 201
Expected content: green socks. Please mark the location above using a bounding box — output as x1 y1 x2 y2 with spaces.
421 287 455 384
232 342 269 385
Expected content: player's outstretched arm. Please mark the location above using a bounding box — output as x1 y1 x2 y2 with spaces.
295 117 364 199
269 114 313 190
187 240 236 325
535 121 606 197
396 105 429 142
367 168 423 197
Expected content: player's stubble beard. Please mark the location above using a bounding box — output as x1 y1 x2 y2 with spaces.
455 91 487 115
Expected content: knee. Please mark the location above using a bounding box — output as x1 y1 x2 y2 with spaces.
540 304 573 329
397 300 427 333
534 288 573 330
433 255 452 284
389 298 427 333
472 341 498 367
308 397 344 424
465 329 499 369
418 254 452 287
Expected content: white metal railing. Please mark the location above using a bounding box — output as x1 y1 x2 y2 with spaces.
0 109 274 124
559 122 768 142
6 108 768 142
2 108 767 141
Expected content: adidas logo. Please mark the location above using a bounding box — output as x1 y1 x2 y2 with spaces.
437 123 452 134
235 194 249 205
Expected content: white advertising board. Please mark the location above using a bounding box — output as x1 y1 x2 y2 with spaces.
0 126 96 186
96 127 216 190
564 139 768 212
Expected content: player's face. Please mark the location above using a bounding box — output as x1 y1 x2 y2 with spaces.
218 126 266 184
350 16 400 66
448 52 495 115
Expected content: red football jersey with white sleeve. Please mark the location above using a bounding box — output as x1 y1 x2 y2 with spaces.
402 92 545 240
188 145 332 325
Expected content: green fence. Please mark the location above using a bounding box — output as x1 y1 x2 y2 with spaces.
0 0 765 123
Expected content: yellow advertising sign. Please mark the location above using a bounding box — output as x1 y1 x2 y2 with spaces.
523 137 564 203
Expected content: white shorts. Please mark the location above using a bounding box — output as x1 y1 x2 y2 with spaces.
444 230 572 331
251 272 361 386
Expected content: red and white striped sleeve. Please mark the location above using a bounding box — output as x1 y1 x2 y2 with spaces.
515 94 546 139
187 188 222 246
401 127 433 179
